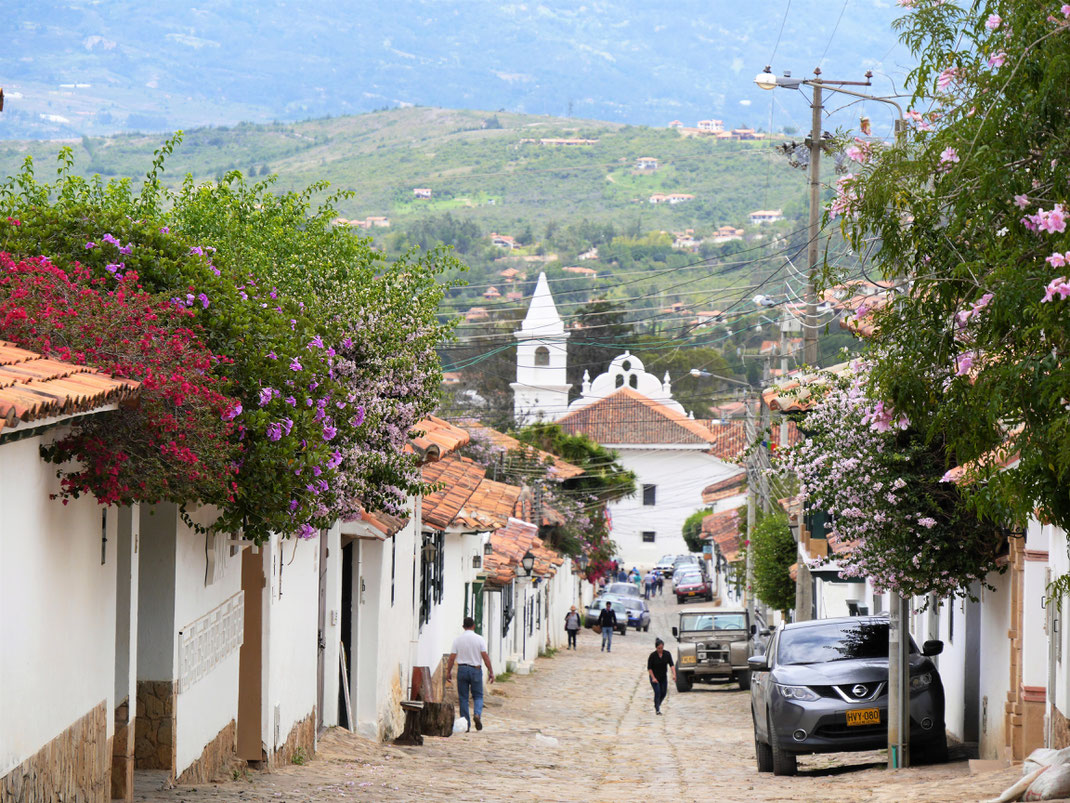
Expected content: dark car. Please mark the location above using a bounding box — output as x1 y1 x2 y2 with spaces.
674 571 713 603
748 616 947 776
584 598 628 635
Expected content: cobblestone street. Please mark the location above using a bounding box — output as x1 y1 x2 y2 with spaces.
135 597 1023 802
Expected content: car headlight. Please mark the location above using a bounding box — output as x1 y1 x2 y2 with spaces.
775 684 820 702
910 672 933 691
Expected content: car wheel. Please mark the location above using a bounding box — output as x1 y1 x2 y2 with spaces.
644 624 650 632
676 596 683 605
755 737 773 773
769 716 797 776
675 672 693 693
736 670 752 691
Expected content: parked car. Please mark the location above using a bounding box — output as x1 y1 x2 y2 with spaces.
605 581 641 598
655 555 677 575
672 608 754 691
672 563 708 585
620 598 651 631
748 616 947 776
674 571 713 603
672 554 701 573
583 598 628 635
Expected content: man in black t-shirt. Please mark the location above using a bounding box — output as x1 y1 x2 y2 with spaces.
647 638 676 714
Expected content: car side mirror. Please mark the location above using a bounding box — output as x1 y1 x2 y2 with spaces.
922 639 943 656
750 624 757 635
671 626 678 638
759 629 772 637
747 655 769 671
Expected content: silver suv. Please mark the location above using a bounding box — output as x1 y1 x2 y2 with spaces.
671 607 754 691
748 616 946 776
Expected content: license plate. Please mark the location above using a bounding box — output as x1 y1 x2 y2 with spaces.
681 655 696 664
687 591 698 596
845 708 880 726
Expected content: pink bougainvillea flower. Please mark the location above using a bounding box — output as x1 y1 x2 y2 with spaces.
266 422 283 441
954 352 974 376
986 13 1001 29
101 233 120 246
289 357 303 372
988 51 1007 69
85 241 97 249
939 146 960 164
1041 276 1070 303
1047 252 1068 268
6 217 20 226
1063 3 1070 18
936 67 957 90
918 517 938 529
1014 194 1029 209
222 402 243 421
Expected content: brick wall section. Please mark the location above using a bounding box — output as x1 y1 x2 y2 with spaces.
112 697 135 801
135 680 175 771
1054 705 1070 749
176 720 237 784
1 701 110 803
268 711 316 770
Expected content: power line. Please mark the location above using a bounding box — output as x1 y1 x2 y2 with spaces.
768 0 793 65
818 0 851 70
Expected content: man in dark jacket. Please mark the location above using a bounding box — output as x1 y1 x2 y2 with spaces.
647 638 676 714
598 601 617 652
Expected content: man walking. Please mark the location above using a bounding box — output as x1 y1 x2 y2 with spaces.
564 605 582 650
445 617 495 731
647 638 676 715
643 570 656 599
598 600 617 652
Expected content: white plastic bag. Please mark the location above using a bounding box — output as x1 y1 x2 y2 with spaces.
534 732 559 747
452 716 469 734
1025 764 1070 800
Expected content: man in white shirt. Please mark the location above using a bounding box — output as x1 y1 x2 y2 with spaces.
445 617 495 731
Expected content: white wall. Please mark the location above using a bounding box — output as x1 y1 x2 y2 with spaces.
978 569 1012 759
1049 526 1070 736
813 579 868 620
171 505 243 775
0 434 118 777
261 532 319 758
607 447 738 567
319 525 342 729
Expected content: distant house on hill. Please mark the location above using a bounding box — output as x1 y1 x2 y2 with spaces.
562 265 597 277
711 225 744 243
663 193 695 205
498 267 525 281
635 156 659 170
464 307 490 322
413 188 432 199
490 233 519 249
731 128 759 140
505 291 523 301
672 232 700 250
749 209 784 225
483 286 502 299
538 138 598 146
668 120 684 129
697 119 724 133
577 247 599 261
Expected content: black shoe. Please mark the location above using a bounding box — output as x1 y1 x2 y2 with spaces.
474 715 482 731
656 710 662 715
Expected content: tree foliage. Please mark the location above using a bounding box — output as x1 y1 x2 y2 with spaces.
827 3 1070 590
682 509 707 553
749 511 797 616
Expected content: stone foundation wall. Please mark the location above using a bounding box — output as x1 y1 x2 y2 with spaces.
1 701 110 803
176 720 237 784
268 711 316 770
112 697 135 801
135 680 176 771
1054 704 1070 749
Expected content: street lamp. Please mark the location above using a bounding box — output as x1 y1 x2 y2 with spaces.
577 552 589 571
520 550 536 577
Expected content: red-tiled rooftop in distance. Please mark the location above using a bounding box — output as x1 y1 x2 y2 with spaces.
701 472 746 504
483 517 563 586
453 476 524 532
408 415 470 462
557 387 723 447
701 509 742 562
0 340 140 436
457 419 584 480
762 361 854 413
421 456 486 530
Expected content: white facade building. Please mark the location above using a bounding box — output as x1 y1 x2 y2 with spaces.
512 272 570 426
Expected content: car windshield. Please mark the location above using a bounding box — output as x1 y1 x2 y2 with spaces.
680 613 745 631
677 574 702 583
777 620 916 665
622 599 644 611
607 583 639 595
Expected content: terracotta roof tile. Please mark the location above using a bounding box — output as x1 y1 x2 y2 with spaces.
701 472 746 504
453 476 524 531
557 387 722 446
408 415 470 462
0 340 140 435
421 456 486 530
701 509 742 562
483 517 563 586
457 419 584 480
762 361 854 413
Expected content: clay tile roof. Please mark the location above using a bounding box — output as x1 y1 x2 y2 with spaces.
697 420 751 461
701 509 742 562
762 361 854 413
408 415 471 462
454 476 523 531
701 472 746 504
0 340 140 436
421 456 486 530
483 517 562 586
457 419 585 480
557 387 721 446
349 506 410 540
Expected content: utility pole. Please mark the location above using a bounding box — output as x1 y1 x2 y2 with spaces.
744 396 758 628
804 71 823 368
779 305 791 449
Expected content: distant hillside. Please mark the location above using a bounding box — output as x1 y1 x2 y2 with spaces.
0 107 809 233
3 1 909 139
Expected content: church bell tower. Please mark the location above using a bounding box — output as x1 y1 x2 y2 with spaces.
511 272 571 426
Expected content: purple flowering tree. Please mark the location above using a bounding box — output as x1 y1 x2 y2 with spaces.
779 367 1003 598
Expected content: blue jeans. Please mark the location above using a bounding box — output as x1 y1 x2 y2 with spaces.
601 625 613 651
651 678 667 711
457 665 484 723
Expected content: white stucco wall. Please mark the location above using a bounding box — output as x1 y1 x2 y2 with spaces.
978 569 1012 759
1049 526 1070 732
813 579 868 620
261 533 319 757
171 505 243 775
606 447 738 568
319 525 343 729
0 434 118 777
1022 523 1050 694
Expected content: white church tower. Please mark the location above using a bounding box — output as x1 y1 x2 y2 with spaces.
512 272 571 426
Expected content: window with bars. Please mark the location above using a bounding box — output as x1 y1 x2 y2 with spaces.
642 484 657 506
418 532 445 628
502 581 515 637
642 531 656 543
